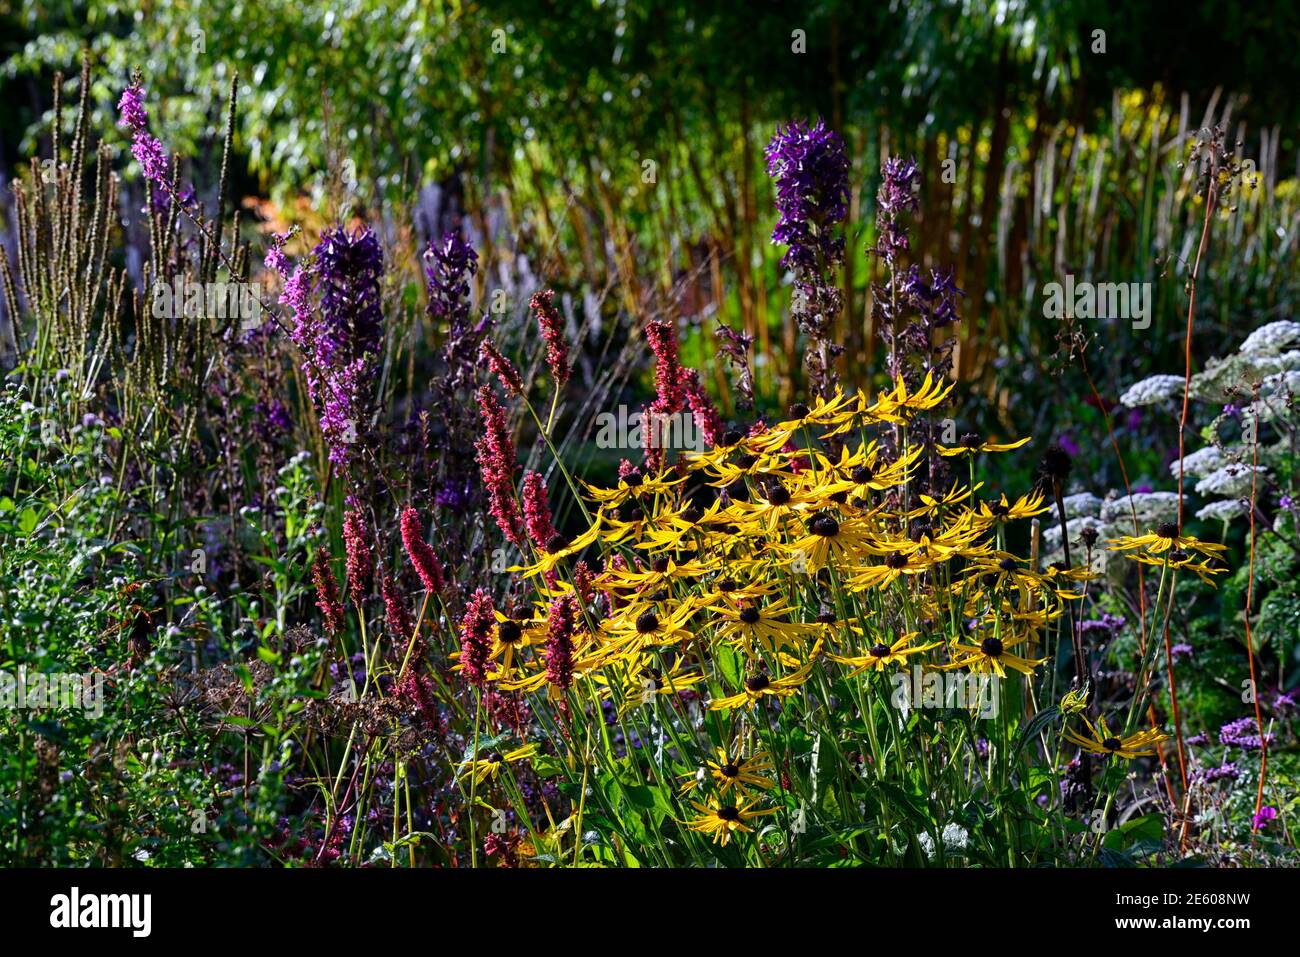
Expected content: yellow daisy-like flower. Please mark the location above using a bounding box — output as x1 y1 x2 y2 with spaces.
1063 714 1168 760
937 433 1032 457
867 371 955 423
968 490 1050 527
679 746 776 796
1106 522 1228 561
785 511 874 572
512 520 602 578
485 610 546 680
615 654 707 711
709 642 823 710
582 468 685 506
457 743 540 785
942 632 1046 678
709 597 822 656
1131 548 1228 585
682 798 780 846
829 631 940 675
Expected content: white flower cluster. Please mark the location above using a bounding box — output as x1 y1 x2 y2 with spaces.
1169 445 1224 478
1101 491 1180 525
1196 499 1247 523
1194 464 1267 498
1061 492 1103 519
1239 320 1300 357
1119 374 1185 407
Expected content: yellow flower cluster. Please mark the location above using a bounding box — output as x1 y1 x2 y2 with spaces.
493 374 1091 710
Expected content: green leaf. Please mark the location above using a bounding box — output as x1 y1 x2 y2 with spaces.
1013 706 1060 759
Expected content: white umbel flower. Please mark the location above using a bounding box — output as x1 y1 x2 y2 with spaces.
1120 375 1185 407
1196 499 1247 523
1042 515 1108 551
1168 445 1225 479
1194 464 1267 498
1062 492 1103 519
1239 320 1300 357
1101 491 1180 525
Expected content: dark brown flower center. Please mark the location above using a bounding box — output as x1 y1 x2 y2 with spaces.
717 805 741 822
851 465 875 484
870 643 892 658
546 533 569 554
498 620 523 644
788 402 810 419
1103 737 1122 752
720 763 740 778
998 557 1018 572
981 637 1004 657
652 556 671 573
745 673 770 692
811 514 840 537
885 552 909 569
739 606 761 625
1156 522 1180 540
765 483 791 506
635 612 660 634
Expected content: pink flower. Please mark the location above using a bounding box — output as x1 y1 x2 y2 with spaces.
459 588 495 685
530 289 570 388
522 470 560 551
342 508 372 604
545 594 577 690
475 386 526 547
683 369 724 448
645 319 684 413
381 573 414 641
312 550 344 635
400 507 445 593
479 339 524 395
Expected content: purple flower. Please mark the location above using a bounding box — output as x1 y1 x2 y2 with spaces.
130 132 169 186
765 118 850 397
875 155 919 265
1058 434 1081 458
425 231 478 332
1199 762 1239 783
765 118 849 273
1219 717 1274 751
1253 806 1277 829
117 83 148 131
1170 642 1194 662
278 225 386 467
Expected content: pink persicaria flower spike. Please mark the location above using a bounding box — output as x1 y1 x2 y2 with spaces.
342 508 372 605
380 572 413 641
479 340 524 395
522 470 560 552
400 507 445 593
645 319 684 413
459 588 495 686
530 289 570 388
474 386 526 547
683 369 724 449
545 594 577 691
311 549 345 636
